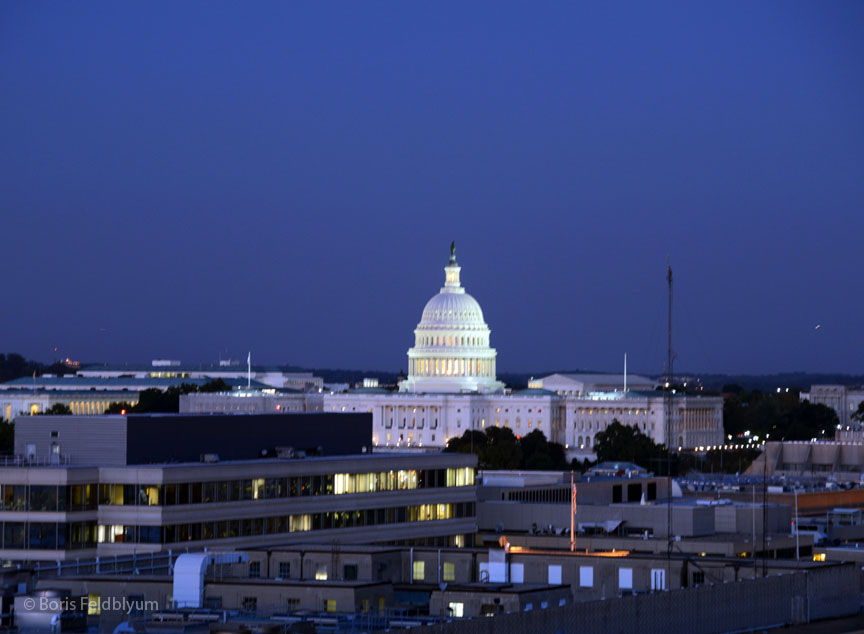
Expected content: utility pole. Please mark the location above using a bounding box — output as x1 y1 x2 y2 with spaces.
794 487 800 564
665 260 673 586
570 471 577 552
762 445 768 577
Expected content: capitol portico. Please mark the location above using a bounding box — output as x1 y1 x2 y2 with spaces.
323 244 724 458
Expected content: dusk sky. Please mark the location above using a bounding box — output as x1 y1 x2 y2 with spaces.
1 2 862 375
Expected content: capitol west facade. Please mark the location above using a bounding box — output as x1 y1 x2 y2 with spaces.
324 246 723 458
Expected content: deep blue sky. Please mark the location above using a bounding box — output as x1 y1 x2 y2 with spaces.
1 2 862 375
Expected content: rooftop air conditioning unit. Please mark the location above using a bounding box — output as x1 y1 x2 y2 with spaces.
200 453 220 463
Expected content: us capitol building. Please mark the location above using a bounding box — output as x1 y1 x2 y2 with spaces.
324 245 723 459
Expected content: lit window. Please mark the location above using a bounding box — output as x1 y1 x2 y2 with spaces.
413 561 425 581
619 568 633 590
443 562 455 581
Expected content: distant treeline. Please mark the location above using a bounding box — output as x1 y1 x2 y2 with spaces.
0 353 77 383
3 352 863 393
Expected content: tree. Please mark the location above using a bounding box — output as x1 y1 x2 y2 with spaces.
446 427 574 470
199 378 230 393
593 420 664 469
519 429 568 470
127 383 199 413
785 401 837 440
0 421 13 453
722 389 836 442
853 401 864 424
484 427 522 469
41 403 71 415
105 401 133 414
444 430 487 456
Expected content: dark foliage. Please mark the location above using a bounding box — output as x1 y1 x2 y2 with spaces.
444 427 568 470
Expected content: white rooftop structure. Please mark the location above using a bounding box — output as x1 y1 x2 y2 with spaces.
532 373 657 397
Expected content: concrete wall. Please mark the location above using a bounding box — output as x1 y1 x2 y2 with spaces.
13 413 373 466
15 416 128 466
409 563 860 634
126 413 372 462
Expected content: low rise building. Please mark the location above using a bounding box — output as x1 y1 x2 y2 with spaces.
179 389 324 414
77 360 323 391
0 414 477 562
801 384 864 427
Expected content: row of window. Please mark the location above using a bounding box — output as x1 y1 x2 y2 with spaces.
410 358 493 378
574 420 654 432
0 468 475 510
415 335 486 348
0 502 477 550
1 485 97 512
1 521 97 550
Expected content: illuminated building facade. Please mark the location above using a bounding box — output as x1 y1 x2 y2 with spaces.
324 245 724 457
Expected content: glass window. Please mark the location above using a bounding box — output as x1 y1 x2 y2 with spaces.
413 561 425 581
29 486 57 511
443 562 455 581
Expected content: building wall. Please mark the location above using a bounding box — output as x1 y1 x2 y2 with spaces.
179 392 324 414
14 413 372 466
323 392 723 456
805 385 864 427
408 563 860 634
0 453 478 561
1 392 138 421
15 416 128 466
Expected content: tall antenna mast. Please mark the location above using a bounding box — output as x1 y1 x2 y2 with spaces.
665 258 673 585
247 351 252 390
623 353 627 394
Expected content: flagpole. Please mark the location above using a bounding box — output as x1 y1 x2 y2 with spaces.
570 470 576 552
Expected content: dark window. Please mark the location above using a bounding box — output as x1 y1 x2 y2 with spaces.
627 483 641 502
127 595 145 617
278 562 290 579
139 526 161 544
29 486 57 511
242 597 257 612
4 522 25 548
647 482 657 501
344 564 358 581
612 485 622 503
205 596 222 610
249 561 261 578
29 523 56 549
693 571 705 585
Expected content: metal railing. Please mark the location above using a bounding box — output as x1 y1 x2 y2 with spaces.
30 550 180 580
0 454 72 467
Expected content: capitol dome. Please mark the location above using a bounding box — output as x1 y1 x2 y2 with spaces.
399 243 505 394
